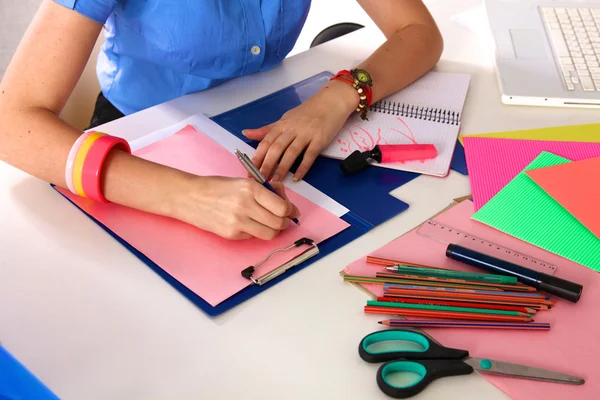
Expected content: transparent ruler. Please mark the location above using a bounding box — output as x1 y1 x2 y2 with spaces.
416 219 558 275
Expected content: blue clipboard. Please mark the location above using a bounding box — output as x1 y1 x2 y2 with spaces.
54 185 375 316
0 345 59 400
52 72 427 316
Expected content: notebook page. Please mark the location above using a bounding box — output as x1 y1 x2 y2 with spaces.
322 112 460 176
321 71 471 176
380 71 471 113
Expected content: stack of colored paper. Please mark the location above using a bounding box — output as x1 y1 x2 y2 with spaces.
463 125 600 272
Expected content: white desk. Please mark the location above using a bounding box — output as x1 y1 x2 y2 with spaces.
1 1 598 399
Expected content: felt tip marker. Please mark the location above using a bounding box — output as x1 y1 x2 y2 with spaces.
445 244 583 303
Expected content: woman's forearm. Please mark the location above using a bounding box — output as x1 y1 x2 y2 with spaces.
0 101 189 219
357 22 443 102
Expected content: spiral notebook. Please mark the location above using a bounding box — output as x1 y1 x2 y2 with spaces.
321 71 471 177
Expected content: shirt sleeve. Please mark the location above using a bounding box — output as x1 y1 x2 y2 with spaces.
53 0 119 24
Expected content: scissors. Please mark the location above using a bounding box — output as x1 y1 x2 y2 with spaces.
358 329 584 399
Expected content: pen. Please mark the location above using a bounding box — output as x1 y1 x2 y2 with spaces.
445 244 583 303
234 149 299 224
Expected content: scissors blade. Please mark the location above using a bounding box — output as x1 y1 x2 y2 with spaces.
465 357 585 385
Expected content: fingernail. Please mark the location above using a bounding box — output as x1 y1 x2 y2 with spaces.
271 174 280 182
293 174 301 182
242 129 249 136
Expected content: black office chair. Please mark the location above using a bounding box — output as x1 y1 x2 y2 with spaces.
310 22 365 48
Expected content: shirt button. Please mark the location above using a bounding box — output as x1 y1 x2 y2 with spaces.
251 45 261 55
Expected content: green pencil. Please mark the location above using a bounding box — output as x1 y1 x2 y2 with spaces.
366 300 530 317
385 265 517 284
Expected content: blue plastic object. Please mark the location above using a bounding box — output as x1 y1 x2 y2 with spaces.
0 345 59 400
51 72 424 316
211 72 423 226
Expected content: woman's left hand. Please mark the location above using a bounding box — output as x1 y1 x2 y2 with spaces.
243 80 358 182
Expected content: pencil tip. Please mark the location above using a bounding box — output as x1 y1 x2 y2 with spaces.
377 321 382 324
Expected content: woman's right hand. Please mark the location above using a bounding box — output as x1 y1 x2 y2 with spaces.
171 176 301 240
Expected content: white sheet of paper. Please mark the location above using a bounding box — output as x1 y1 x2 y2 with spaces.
321 71 471 177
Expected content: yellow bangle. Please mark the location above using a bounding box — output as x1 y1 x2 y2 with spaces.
72 132 105 197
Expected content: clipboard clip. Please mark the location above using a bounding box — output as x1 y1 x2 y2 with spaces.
241 237 319 286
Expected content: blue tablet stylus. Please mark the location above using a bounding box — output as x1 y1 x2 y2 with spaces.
234 149 299 224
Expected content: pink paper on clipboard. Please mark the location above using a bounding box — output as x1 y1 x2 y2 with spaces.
58 125 349 306
345 200 598 400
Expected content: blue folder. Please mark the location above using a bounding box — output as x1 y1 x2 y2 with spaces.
0 345 59 400
53 72 449 316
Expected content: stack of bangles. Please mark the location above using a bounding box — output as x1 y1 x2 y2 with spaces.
65 131 131 203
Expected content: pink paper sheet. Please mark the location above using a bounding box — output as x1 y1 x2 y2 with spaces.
59 125 349 306
463 136 600 211
345 200 597 400
526 156 600 239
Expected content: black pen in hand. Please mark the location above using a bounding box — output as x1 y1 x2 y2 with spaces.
234 149 299 224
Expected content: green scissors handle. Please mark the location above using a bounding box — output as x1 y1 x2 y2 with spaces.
376 359 474 399
359 329 472 398
359 329 469 363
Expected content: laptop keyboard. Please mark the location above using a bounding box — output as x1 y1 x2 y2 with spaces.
540 7 600 92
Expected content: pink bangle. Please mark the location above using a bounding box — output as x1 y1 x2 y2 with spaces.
81 135 131 203
65 132 93 194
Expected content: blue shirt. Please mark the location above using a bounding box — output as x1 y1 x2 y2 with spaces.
53 1 311 115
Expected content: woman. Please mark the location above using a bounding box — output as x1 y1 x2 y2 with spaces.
0 0 443 240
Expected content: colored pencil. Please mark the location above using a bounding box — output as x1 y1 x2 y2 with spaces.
366 256 444 269
377 319 550 330
384 284 548 298
382 292 554 308
364 306 533 322
345 275 505 291
383 289 552 305
383 265 518 284
375 272 534 291
366 300 532 317
376 297 538 314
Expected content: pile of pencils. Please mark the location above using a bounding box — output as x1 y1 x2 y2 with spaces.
344 259 555 331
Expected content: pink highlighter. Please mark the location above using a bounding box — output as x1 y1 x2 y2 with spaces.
340 144 438 175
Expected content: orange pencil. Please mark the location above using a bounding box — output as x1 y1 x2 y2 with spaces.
366 256 444 269
375 272 535 292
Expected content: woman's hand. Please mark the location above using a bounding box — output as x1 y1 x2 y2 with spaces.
243 80 358 182
171 176 301 240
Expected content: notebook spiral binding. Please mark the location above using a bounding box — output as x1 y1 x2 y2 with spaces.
370 101 461 126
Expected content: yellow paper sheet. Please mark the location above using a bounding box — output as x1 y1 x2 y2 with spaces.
458 123 600 144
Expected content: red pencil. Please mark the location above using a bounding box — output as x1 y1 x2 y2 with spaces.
376 296 538 314
382 293 552 309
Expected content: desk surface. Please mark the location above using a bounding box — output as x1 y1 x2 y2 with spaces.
1 1 598 399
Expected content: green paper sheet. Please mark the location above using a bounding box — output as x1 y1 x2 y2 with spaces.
472 151 600 272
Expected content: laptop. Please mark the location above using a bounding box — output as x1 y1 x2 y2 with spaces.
484 0 600 107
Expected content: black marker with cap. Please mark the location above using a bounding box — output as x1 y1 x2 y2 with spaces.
445 244 583 303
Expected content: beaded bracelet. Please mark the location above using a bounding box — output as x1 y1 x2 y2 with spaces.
330 69 373 120
66 131 131 202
